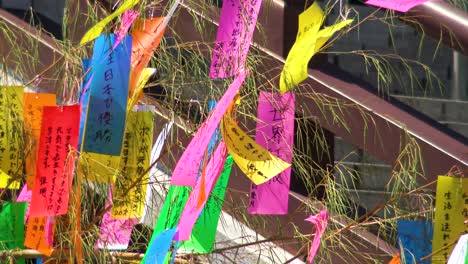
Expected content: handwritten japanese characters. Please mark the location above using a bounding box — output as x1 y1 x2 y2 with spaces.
280 2 352 93
0 86 24 189
248 92 294 214
432 176 467 263
209 0 262 78
95 187 138 250
29 105 80 217
112 108 154 219
221 108 290 185
24 216 54 256
83 34 131 156
24 93 56 189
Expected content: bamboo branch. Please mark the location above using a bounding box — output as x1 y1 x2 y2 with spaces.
0 249 189 263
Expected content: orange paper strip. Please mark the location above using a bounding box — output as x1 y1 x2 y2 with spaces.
24 216 55 256
129 17 166 99
24 93 56 190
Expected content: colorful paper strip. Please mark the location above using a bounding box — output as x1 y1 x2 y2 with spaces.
141 121 174 226
305 210 329 264
29 105 80 217
209 0 263 78
221 109 291 185
279 2 352 93
80 0 139 45
397 220 433 264
171 71 247 186
142 228 177 264
112 108 154 219
0 86 24 189
432 176 467 263
0 202 27 250
95 187 138 250
175 141 229 241
24 93 56 190
82 34 131 156
365 0 440 13
248 91 295 215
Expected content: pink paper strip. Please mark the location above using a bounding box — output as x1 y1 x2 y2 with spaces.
17 184 32 222
365 0 440 12
95 187 138 250
170 71 247 186
174 142 228 241
209 0 262 78
113 10 140 50
45 216 55 246
305 210 329 264
248 92 295 215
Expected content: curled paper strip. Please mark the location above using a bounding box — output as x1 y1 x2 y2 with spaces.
280 2 352 93
175 142 229 241
170 70 247 186
95 187 138 250
365 0 441 13
80 0 139 45
305 210 329 264
221 108 291 185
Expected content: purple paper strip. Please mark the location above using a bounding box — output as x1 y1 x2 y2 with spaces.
95 187 138 250
209 0 262 78
248 92 295 215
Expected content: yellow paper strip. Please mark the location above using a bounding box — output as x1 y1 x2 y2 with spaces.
79 152 120 183
220 110 290 185
80 0 140 45
127 68 156 109
432 175 467 263
112 109 154 219
0 86 24 189
279 2 353 93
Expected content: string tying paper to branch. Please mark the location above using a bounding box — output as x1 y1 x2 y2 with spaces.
305 210 329 264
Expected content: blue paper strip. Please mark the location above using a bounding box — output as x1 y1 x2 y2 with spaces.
170 241 180 264
78 58 92 150
397 220 433 264
143 228 177 264
82 34 131 155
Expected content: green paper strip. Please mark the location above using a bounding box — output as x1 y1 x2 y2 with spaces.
151 154 233 256
0 202 27 264
180 155 233 253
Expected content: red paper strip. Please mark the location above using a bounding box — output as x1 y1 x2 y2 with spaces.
29 105 80 217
